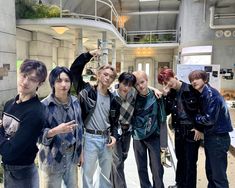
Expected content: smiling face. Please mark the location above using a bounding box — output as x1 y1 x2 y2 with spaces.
17 70 41 97
54 72 71 97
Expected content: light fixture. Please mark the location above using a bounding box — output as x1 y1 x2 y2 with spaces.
215 30 223 38
51 26 69 34
83 37 89 43
224 30 232 38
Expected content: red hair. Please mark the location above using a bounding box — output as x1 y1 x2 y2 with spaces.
157 68 175 85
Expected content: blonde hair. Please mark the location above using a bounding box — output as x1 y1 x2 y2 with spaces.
97 64 117 80
132 70 148 81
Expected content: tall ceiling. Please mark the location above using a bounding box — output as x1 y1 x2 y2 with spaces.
44 0 180 31
17 0 235 49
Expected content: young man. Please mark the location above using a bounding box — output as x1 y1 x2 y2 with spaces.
158 68 203 188
0 59 47 188
189 70 233 188
70 49 118 188
110 72 137 188
38 66 83 188
131 70 167 188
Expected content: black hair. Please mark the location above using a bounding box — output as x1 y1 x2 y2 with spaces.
20 59 47 83
118 72 136 86
49 66 73 94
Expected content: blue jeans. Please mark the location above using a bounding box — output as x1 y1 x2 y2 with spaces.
110 131 131 188
40 151 78 188
82 133 113 188
3 163 39 188
204 133 230 188
133 133 164 188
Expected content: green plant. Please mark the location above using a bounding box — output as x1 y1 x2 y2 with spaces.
139 34 159 43
15 0 60 19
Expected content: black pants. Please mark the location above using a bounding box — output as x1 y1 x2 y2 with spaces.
133 133 164 188
174 129 200 188
110 131 131 188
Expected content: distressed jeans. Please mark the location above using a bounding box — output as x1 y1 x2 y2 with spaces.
3 163 39 188
40 151 78 188
82 132 113 188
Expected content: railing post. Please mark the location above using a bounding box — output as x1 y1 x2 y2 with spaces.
60 0 62 18
95 0 97 21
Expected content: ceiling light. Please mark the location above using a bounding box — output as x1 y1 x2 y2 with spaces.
83 37 89 43
51 26 69 34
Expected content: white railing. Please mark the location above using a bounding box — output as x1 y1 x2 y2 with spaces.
60 0 177 44
127 30 177 44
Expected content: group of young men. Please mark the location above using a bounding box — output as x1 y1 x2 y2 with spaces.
0 49 233 188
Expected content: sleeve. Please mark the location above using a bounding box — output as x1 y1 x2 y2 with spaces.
0 111 44 161
195 94 220 126
70 52 93 94
158 97 168 148
38 106 54 146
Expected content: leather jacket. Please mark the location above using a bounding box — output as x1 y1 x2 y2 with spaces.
70 52 119 139
195 84 233 135
164 82 203 132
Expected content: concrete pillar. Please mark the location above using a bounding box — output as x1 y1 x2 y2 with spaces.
102 31 108 65
112 39 116 68
178 0 214 45
120 48 125 72
29 32 53 97
0 0 17 109
74 28 83 57
58 40 74 67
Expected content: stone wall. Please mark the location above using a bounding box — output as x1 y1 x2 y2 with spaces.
0 0 17 112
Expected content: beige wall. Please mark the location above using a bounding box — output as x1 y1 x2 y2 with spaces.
0 0 17 111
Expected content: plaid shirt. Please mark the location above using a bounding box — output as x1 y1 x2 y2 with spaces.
113 88 137 126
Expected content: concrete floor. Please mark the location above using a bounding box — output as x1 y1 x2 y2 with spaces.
124 139 175 188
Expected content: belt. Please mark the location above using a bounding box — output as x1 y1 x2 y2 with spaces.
86 128 109 136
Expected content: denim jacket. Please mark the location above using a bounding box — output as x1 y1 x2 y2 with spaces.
38 94 83 173
195 84 233 135
164 82 203 132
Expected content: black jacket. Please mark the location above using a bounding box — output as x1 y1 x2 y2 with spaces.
164 82 203 132
70 52 119 139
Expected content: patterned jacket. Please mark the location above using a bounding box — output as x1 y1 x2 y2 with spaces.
38 94 83 173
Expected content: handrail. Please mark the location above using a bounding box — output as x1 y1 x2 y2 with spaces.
126 30 177 44
60 0 177 44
